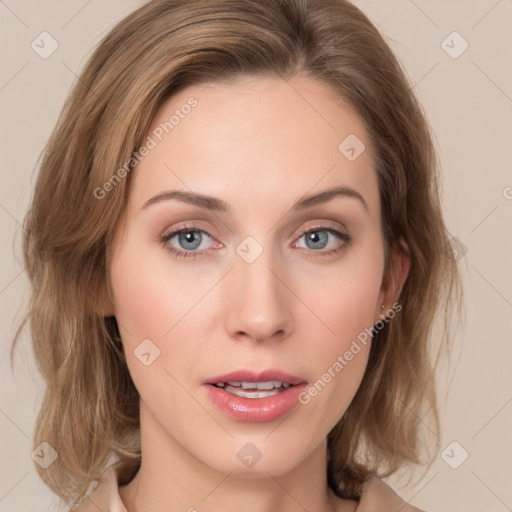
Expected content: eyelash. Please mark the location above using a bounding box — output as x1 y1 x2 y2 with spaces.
159 223 352 260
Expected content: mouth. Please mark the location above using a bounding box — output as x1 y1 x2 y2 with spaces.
202 369 308 422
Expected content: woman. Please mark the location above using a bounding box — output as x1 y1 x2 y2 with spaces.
11 0 462 511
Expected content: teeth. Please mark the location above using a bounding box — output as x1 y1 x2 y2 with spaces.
225 387 282 399
223 380 285 389
215 380 291 390
213 380 294 395
242 380 282 390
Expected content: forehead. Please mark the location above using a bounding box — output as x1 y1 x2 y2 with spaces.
127 74 379 218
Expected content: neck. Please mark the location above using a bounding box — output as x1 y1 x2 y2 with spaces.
119 400 356 512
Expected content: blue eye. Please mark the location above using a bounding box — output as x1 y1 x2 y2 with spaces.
159 225 214 259
159 225 351 259
296 228 348 251
291 227 352 259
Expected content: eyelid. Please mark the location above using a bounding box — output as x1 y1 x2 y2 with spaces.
160 219 347 239
296 220 348 236
160 222 216 241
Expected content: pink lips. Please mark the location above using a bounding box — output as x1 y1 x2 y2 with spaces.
203 368 306 386
202 368 308 423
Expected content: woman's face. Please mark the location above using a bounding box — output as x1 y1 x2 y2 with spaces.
108 74 401 476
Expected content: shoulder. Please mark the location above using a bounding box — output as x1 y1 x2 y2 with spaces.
70 465 127 512
357 476 425 512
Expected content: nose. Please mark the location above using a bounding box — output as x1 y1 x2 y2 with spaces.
223 247 294 344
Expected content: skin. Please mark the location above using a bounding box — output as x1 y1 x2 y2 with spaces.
103 74 410 512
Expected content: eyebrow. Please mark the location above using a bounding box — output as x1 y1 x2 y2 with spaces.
141 185 369 213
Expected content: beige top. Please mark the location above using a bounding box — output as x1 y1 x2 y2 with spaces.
72 465 424 512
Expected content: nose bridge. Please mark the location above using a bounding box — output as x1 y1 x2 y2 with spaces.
225 236 293 342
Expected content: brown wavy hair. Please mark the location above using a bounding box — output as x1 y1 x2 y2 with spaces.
11 0 463 508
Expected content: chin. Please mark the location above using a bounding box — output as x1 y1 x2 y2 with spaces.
191 435 312 478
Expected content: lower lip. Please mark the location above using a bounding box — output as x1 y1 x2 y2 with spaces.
203 383 307 423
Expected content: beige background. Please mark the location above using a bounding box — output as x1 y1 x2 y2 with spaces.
1 1 511 511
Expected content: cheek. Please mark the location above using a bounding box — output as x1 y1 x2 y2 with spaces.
297 249 383 348
292 250 382 418
109 241 213 395
109 240 202 340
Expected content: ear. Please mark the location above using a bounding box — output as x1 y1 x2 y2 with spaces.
375 236 410 322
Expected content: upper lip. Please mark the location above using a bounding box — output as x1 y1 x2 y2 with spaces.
203 369 307 386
